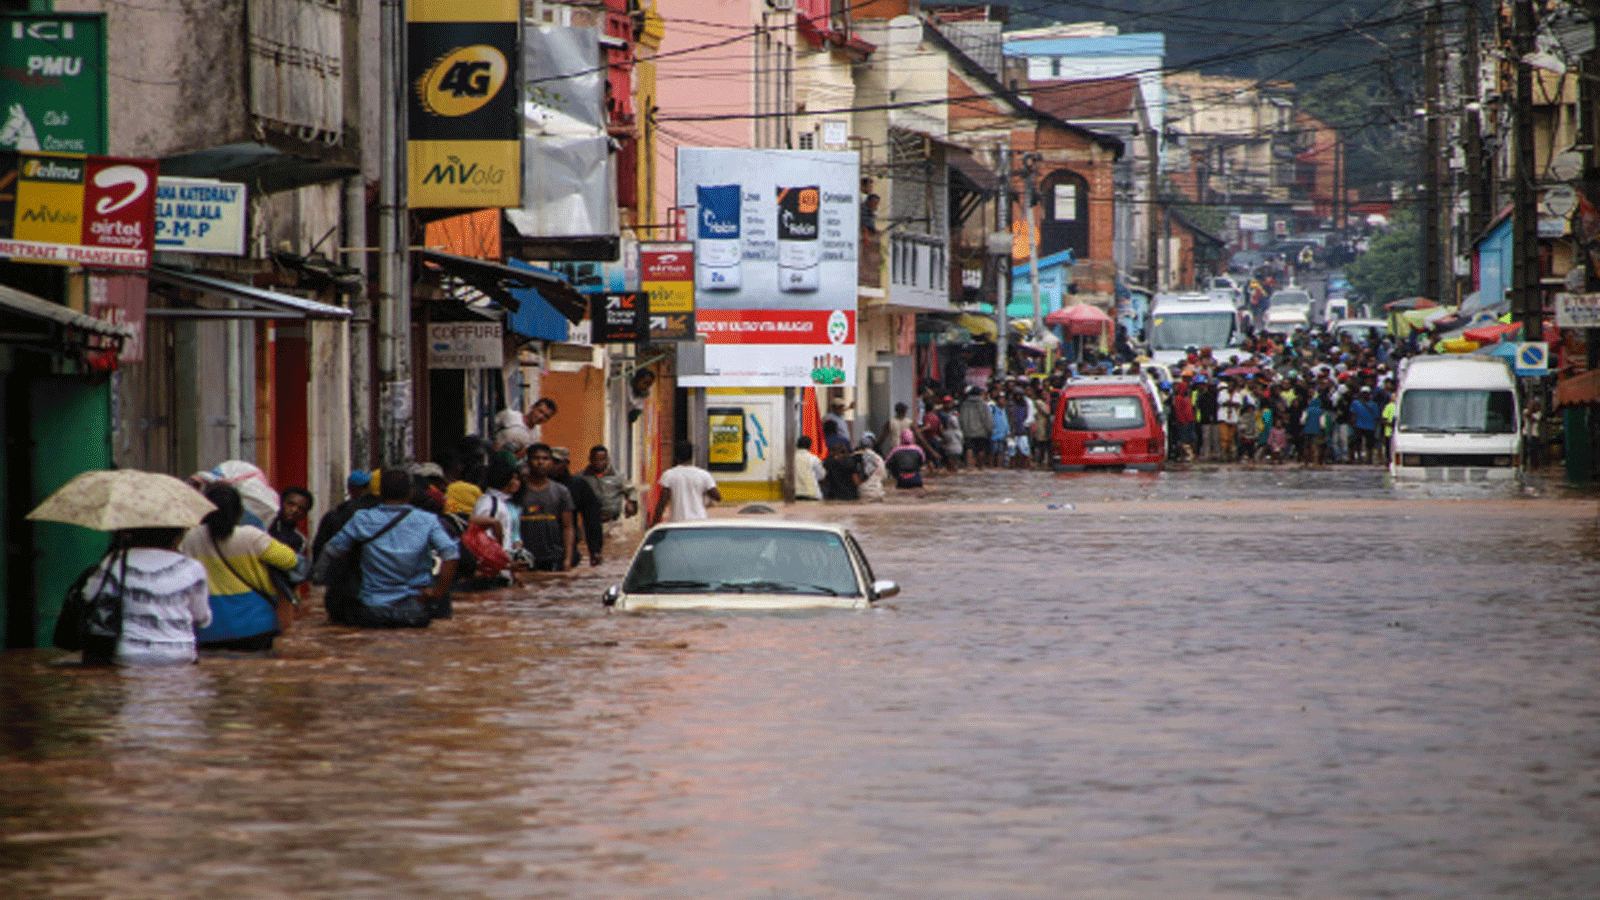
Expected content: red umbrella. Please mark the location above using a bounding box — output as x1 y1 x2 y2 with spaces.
1462 321 1521 344
1384 296 1438 311
1044 303 1113 336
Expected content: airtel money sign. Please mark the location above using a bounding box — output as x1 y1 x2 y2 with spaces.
0 151 157 269
407 0 521 208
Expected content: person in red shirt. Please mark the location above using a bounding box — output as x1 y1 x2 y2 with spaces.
1172 381 1198 462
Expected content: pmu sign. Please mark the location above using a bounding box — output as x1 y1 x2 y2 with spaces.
0 14 106 154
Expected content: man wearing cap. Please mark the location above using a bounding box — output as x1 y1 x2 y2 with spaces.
312 471 381 564
824 396 853 444
549 447 605 567
957 386 992 468
1350 385 1379 464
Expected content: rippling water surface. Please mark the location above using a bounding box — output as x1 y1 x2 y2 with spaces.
4 467 1599 899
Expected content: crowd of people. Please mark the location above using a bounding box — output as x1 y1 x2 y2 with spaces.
64 425 664 665
832 319 1420 480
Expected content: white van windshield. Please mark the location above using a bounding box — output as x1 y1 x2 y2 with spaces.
1398 389 1516 434
1150 311 1235 351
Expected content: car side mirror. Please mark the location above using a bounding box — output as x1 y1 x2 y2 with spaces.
602 585 620 607
871 579 900 600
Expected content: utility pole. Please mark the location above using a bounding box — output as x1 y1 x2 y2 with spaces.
1023 152 1042 333
377 0 412 466
996 144 1011 378
1423 0 1443 301
1462 0 1487 249
1147 125 1162 291
1513 0 1541 341
344 176 371 471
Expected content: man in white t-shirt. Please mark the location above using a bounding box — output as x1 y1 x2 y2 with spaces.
651 441 722 525
1217 380 1241 462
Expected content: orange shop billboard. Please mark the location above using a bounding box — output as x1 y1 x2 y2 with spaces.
0 151 159 269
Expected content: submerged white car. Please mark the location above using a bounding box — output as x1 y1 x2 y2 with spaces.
604 519 899 610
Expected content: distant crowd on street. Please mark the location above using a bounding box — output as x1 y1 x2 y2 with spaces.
798 315 1434 493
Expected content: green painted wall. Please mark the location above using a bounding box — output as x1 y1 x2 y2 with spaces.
27 378 112 648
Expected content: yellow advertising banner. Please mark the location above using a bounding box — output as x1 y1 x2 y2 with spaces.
406 3 520 208
409 140 521 209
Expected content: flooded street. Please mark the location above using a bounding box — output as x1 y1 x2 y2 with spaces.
5 467 1600 899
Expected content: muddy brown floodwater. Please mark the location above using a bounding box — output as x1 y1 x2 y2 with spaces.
4 466 1600 899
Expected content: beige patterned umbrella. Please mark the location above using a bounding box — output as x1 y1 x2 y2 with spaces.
27 469 216 532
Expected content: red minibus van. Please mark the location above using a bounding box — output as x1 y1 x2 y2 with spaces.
1051 376 1165 472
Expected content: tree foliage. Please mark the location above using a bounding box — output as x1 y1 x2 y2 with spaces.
1344 221 1421 309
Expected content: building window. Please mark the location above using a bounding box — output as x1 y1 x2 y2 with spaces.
1050 57 1061 77
1053 183 1077 221
799 132 815 150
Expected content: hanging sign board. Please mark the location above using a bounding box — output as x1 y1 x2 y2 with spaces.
427 321 503 368
407 0 521 208
154 177 246 255
0 14 106 155
0 150 157 269
1555 292 1600 328
641 241 695 341
591 291 648 343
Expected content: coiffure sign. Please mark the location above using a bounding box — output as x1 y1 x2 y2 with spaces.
0 150 158 269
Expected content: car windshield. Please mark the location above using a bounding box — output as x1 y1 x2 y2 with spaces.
1150 311 1235 351
624 527 861 596
1060 395 1146 431
1398 389 1516 434
1270 291 1310 307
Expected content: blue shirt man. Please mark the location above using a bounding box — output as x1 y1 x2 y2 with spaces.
319 469 459 626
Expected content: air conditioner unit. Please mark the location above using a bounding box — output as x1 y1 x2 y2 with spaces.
768 0 794 11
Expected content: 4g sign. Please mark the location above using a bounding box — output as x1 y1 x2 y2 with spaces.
406 0 521 208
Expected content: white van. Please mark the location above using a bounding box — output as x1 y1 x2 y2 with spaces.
1148 295 1244 367
1390 355 1520 480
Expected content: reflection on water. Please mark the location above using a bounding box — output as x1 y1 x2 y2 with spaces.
4 468 1600 899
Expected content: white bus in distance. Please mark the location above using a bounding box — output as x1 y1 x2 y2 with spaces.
1390 355 1520 481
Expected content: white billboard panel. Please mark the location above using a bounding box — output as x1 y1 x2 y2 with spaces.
676 148 859 387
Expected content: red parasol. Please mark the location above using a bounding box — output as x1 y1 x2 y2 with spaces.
1044 303 1114 337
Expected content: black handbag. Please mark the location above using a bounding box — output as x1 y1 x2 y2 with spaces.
322 508 410 625
52 548 127 663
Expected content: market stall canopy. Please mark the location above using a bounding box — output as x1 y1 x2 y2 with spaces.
28 469 216 532
1044 303 1113 336
1385 296 1438 311
957 312 998 340
1463 321 1522 344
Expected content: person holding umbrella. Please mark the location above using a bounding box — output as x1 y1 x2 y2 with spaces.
28 468 218 666
78 529 213 665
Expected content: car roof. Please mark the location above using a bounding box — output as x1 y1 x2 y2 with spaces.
1334 318 1384 328
646 519 852 536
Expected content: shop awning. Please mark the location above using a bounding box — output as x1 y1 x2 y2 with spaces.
0 283 134 339
1557 368 1600 408
147 266 352 319
418 250 587 324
